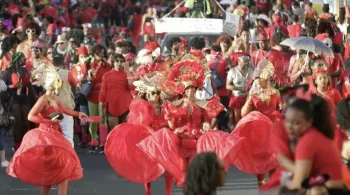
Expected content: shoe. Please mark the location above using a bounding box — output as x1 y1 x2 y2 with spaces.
1 161 9 168
88 146 97 154
98 146 104 154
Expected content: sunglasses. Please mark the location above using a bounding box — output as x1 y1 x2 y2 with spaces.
114 59 125 63
26 29 36 34
151 91 161 96
47 51 54 55
31 48 41 52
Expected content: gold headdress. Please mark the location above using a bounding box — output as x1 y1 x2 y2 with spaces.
253 59 275 80
31 62 62 94
133 71 163 94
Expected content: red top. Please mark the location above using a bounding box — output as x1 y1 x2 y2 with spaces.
99 70 132 117
88 61 112 103
266 24 288 38
249 94 283 123
208 55 228 96
287 24 302 38
295 128 343 180
339 70 350 98
322 88 342 105
256 0 269 13
0 53 12 71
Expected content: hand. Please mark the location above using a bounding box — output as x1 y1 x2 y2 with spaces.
279 103 285 111
201 122 211 134
78 112 88 118
140 31 144 35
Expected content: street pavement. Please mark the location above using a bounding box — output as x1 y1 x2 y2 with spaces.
0 135 258 195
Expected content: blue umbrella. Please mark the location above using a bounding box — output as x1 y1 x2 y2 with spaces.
280 36 334 57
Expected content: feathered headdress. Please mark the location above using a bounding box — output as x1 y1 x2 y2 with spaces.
253 59 275 80
167 60 205 94
133 71 163 94
31 62 61 92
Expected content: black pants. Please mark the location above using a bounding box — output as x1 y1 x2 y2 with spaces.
216 96 229 132
11 104 29 144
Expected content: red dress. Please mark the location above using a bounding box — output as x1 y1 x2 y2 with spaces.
137 98 243 185
99 69 132 117
87 61 112 103
231 111 278 174
7 106 83 186
248 94 283 123
104 99 167 183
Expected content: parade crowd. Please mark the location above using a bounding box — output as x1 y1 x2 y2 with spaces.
2 0 350 195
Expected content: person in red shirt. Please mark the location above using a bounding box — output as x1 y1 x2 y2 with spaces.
284 95 347 193
87 45 112 153
266 12 288 39
314 71 342 106
287 15 302 38
99 53 132 130
251 31 284 86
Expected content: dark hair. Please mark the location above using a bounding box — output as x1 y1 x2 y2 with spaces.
1 34 19 57
45 16 55 24
53 53 65 67
292 15 299 23
166 36 181 50
184 152 221 195
211 44 221 52
322 4 330 13
113 53 125 61
24 21 41 36
288 95 334 139
339 7 346 24
91 44 106 55
305 18 317 37
189 37 206 50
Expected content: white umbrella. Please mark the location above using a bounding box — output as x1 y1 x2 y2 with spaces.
280 36 334 57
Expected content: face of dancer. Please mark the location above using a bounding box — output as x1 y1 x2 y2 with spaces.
257 78 269 89
315 73 329 89
148 91 161 102
113 57 125 71
240 31 250 44
285 107 312 140
184 86 196 101
52 79 63 95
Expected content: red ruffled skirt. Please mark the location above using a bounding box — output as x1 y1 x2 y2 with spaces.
231 111 278 174
138 128 245 185
144 24 155 35
105 123 164 183
7 125 83 186
229 96 247 109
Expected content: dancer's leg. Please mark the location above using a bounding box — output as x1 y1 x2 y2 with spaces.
256 174 265 186
40 186 51 195
57 180 69 195
144 182 151 195
165 172 173 195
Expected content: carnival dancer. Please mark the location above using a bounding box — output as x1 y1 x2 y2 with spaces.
68 46 90 148
105 70 169 195
7 63 86 195
136 60 244 188
140 8 156 43
239 59 283 186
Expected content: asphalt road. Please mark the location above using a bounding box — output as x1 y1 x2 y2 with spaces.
0 135 258 195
